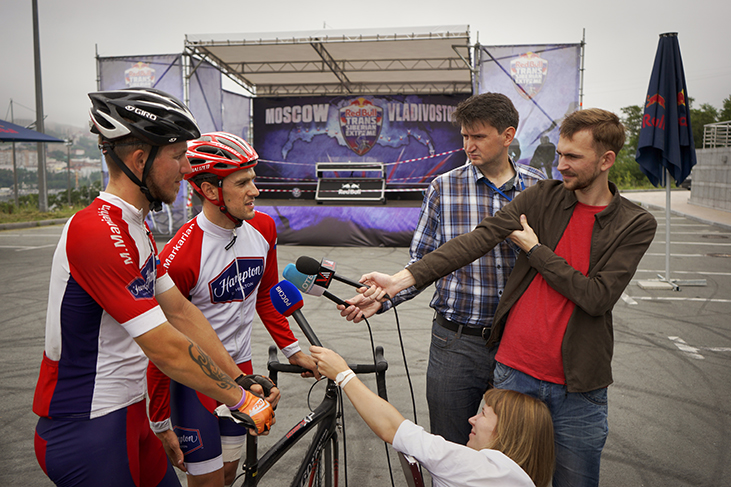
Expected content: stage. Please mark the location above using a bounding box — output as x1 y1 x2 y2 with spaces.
255 197 422 247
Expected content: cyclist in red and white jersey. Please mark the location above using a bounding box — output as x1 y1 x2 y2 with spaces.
147 131 318 487
33 89 275 487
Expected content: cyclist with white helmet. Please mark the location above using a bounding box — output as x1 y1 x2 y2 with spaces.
147 131 318 487
33 89 275 487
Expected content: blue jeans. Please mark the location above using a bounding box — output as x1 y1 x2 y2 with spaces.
493 362 608 487
426 319 497 445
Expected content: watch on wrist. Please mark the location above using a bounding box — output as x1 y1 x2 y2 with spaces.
526 243 541 258
335 369 355 387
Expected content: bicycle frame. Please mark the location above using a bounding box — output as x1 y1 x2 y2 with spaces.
236 345 388 487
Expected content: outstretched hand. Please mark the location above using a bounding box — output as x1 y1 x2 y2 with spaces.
288 350 322 380
338 293 382 323
358 270 415 302
310 345 349 381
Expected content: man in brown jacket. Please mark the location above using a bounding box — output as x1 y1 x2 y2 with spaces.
353 108 657 487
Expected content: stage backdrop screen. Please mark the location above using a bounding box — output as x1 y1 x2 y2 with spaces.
252 94 469 194
479 44 581 179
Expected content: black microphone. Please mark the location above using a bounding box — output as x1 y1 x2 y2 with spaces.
282 263 348 306
296 256 390 301
295 256 366 290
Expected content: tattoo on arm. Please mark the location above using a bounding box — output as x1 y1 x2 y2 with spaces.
187 339 236 391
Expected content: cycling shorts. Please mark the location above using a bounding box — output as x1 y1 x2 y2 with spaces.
34 400 179 487
171 361 253 476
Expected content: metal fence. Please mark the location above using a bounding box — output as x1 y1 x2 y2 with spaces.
703 120 731 148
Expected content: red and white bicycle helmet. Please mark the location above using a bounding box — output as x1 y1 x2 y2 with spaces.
185 132 258 180
185 132 259 226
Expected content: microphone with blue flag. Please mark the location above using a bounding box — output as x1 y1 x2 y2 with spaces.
282 263 348 306
269 280 322 347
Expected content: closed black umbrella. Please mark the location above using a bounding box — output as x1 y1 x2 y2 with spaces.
636 33 696 187
635 33 701 290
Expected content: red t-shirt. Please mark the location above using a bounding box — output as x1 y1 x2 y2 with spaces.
496 202 605 384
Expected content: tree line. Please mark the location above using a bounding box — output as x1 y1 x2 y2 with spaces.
608 95 731 188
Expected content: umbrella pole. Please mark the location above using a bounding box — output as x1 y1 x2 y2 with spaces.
655 169 680 291
655 168 707 290
665 168 671 283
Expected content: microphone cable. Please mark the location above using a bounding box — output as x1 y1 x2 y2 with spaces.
389 299 424 480
361 314 396 487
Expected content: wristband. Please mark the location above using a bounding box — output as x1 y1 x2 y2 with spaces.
229 386 247 410
525 243 541 258
335 369 355 387
339 372 357 388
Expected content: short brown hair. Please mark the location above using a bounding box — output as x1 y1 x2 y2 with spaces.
453 93 519 134
483 389 555 487
98 134 151 178
560 108 625 155
188 172 219 202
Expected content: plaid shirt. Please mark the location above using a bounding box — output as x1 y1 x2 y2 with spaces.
384 160 546 328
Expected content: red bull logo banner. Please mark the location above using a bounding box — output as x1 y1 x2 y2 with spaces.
510 52 548 100
339 98 383 156
479 44 581 176
252 94 468 188
98 54 183 97
124 62 156 88
643 90 690 130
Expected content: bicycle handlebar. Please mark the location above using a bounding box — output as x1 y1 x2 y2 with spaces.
267 345 389 399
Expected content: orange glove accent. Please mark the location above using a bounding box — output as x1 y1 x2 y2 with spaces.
230 388 274 435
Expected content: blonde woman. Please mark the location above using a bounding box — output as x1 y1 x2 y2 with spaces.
311 346 555 487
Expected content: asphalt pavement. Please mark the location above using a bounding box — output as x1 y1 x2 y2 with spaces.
1 189 730 486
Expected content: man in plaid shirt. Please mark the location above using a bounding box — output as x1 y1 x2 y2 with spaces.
340 92 546 444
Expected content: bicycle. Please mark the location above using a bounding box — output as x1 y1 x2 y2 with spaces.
227 282 424 487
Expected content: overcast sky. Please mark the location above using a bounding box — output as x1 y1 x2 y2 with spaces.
1 0 729 133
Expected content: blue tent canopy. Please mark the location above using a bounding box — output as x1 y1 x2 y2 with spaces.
0 119 64 143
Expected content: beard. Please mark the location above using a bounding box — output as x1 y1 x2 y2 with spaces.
146 167 179 206
561 161 602 192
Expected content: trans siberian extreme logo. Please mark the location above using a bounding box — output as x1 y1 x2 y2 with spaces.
339 98 383 156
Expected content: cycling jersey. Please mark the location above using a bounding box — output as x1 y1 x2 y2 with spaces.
33 192 174 420
148 210 299 428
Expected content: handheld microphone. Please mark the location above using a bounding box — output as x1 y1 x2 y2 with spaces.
269 280 322 347
296 255 390 300
282 263 348 306
295 256 366 290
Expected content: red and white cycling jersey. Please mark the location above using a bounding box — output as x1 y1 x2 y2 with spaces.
33 193 174 420
159 211 299 362
148 211 299 426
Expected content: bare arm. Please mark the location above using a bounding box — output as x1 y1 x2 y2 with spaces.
310 346 405 444
136 322 241 406
156 285 244 382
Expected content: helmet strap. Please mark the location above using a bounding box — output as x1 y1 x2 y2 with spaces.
217 179 244 227
189 178 243 228
102 142 163 212
140 146 163 212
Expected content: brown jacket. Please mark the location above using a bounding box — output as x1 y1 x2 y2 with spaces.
408 180 657 392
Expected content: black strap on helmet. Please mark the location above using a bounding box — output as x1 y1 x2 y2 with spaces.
100 141 162 212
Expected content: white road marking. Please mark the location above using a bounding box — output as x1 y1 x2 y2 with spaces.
635 297 731 304
635 270 731 276
668 336 731 360
669 336 705 360
650 241 731 246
